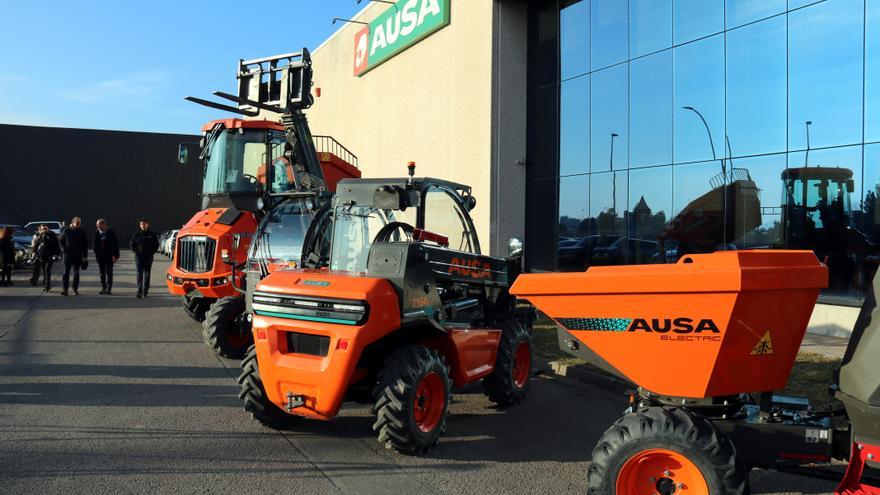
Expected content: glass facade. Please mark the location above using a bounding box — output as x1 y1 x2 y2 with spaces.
531 0 880 302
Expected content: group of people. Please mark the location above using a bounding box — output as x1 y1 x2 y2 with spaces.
1 218 161 298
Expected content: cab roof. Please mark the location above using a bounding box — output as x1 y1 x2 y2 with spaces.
200 118 283 133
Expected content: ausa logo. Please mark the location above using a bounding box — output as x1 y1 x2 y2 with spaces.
448 257 492 280
557 317 721 342
353 0 450 76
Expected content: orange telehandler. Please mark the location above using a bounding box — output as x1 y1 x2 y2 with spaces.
236 167 534 454
166 50 360 358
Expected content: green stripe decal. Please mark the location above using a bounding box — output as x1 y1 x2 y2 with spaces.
254 310 357 325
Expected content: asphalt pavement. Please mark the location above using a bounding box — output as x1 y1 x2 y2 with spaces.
0 253 838 494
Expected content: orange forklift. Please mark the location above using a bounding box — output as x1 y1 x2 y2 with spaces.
237 166 533 454
512 250 880 494
166 50 359 358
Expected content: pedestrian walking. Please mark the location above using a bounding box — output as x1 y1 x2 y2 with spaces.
93 219 119 294
30 224 60 292
0 226 15 286
130 218 159 298
60 216 89 296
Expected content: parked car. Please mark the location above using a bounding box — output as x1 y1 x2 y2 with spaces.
157 231 171 255
24 221 63 235
13 240 31 267
591 237 659 266
558 235 620 271
165 230 179 258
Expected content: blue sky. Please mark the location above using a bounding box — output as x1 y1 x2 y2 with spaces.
0 0 361 134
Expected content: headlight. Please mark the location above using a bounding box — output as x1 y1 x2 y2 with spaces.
252 292 368 325
213 276 228 286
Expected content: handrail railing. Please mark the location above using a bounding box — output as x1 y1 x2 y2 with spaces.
313 135 359 168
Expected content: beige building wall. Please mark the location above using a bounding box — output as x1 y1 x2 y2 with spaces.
306 1 506 253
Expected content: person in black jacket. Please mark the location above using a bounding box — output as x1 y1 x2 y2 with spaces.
93 218 120 295
0 226 15 286
30 224 60 291
130 218 159 298
59 216 89 296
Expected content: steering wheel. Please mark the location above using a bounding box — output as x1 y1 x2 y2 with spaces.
373 222 415 243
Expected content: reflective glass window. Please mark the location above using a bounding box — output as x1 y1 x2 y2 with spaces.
673 0 723 45
560 76 590 176
725 0 785 29
867 0 880 142
789 0 864 151
861 144 880 244
725 154 786 249
631 51 672 168
589 171 627 265
788 0 825 9
674 35 724 164
786 145 864 297
561 0 590 80
559 175 591 270
591 64 628 172
726 16 786 158
672 161 730 252
629 0 672 58
628 166 672 264
591 0 628 70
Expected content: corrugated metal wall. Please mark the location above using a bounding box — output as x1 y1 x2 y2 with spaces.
0 124 202 242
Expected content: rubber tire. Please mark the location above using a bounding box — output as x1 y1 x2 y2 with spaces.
202 296 250 359
237 345 296 429
182 296 211 322
588 407 749 495
372 346 451 455
484 319 532 406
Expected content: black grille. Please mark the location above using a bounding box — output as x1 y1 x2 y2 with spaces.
177 236 216 273
286 332 330 357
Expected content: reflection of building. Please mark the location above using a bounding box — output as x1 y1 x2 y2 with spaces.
304 0 878 334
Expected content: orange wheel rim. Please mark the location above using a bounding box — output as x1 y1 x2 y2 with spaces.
412 372 445 432
616 448 708 495
512 341 531 388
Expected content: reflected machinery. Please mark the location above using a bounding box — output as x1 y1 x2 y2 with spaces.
167 49 360 358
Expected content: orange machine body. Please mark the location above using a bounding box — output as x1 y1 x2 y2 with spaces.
166 208 259 298
511 250 827 398
165 118 359 298
251 269 503 420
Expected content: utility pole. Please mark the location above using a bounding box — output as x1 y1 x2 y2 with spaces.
805 120 812 167
610 133 618 215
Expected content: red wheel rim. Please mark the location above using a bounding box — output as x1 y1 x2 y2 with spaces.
512 341 531 388
616 448 708 494
412 372 445 432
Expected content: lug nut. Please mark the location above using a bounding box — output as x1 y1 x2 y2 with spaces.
648 477 656 483
664 470 672 477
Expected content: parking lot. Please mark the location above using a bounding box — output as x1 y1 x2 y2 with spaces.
0 253 838 494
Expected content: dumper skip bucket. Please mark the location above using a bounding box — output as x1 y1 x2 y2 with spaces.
511 251 827 398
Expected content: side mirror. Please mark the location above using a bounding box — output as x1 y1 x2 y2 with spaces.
177 143 189 165
847 179 855 193
463 195 477 211
508 237 524 258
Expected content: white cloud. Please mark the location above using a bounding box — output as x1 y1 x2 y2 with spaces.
57 71 166 104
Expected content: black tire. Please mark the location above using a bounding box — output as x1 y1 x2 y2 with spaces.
484 319 532 406
588 407 749 495
372 346 451 455
182 295 212 322
202 296 251 359
237 345 296 429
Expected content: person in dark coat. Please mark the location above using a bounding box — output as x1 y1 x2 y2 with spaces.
60 216 89 296
0 226 15 286
130 218 159 298
93 218 120 295
30 224 60 291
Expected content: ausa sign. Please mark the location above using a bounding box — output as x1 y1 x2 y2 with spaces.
353 0 450 76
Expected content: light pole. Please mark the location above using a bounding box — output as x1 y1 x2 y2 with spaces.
683 106 721 178
610 133 618 214
804 120 812 167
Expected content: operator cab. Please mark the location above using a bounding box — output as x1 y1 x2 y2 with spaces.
195 119 297 211
323 177 480 274
781 166 855 248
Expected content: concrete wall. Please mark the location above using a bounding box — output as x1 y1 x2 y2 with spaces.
306 1 499 252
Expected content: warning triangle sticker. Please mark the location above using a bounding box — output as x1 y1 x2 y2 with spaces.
751 331 774 355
